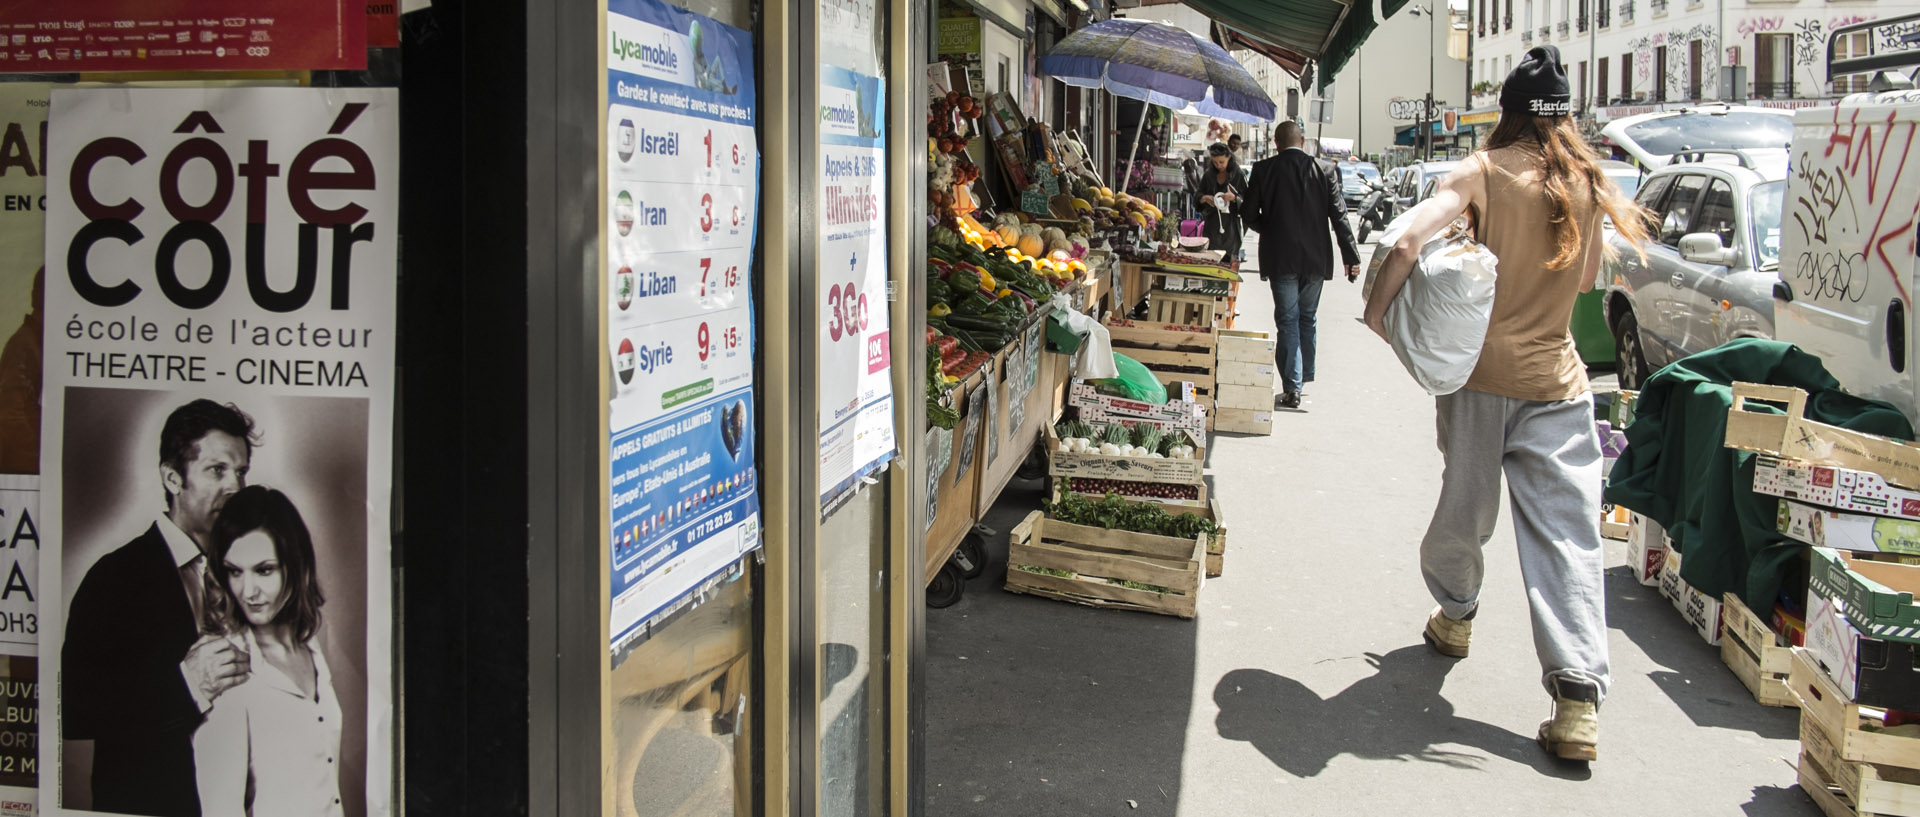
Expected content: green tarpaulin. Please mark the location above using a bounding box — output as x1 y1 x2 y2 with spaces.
1181 0 1406 93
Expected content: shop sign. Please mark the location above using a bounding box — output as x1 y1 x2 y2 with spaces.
1388 97 1435 121
604 0 762 657
41 86 399 817
0 1 368 74
937 17 982 55
816 62 896 511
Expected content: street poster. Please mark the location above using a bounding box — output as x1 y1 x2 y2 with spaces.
604 0 762 657
0 84 46 478
40 87 397 817
0 3 367 74
816 62 895 511
0 477 35 817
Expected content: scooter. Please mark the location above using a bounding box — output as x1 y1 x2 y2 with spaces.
1355 178 1393 244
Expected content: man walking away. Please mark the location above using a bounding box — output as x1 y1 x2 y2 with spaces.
1244 121 1360 410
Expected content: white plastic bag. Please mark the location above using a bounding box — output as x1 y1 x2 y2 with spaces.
1360 200 1432 302
1383 222 1498 395
1048 293 1119 379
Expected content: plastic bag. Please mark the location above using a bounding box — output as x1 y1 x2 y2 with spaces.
1047 293 1118 379
1093 352 1169 404
1384 220 1499 395
1360 200 1433 303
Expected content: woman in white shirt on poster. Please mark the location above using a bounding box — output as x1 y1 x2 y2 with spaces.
196 485 344 817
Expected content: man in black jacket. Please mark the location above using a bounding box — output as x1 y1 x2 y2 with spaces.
1244 121 1361 409
63 399 257 816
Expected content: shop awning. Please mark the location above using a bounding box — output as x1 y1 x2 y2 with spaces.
1178 0 1373 91
1214 24 1309 77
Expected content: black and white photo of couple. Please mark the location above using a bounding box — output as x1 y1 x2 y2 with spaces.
55 390 371 817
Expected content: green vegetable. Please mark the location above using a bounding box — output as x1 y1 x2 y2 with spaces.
1044 484 1217 541
1102 425 1132 447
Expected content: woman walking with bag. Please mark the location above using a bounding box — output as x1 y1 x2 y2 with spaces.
1194 142 1247 260
1360 45 1650 762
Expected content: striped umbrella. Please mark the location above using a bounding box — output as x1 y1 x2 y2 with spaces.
1041 18 1276 188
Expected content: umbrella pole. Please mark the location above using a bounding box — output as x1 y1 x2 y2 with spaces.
1121 101 1148 193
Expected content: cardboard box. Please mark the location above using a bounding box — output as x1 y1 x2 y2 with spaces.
1803 592 1920 711
1601 504 1632 540
1780 498 1920 555
1659 547 1722 645
1214 407 1274 435
1754 454 1920 522
1213 383 1275 412
1625 514 1666 586
1068 382 1205 435
1809 547 1920 644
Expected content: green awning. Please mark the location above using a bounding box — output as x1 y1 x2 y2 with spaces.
1181 0 1400 94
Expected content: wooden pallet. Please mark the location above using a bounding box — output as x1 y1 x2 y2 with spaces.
1721 593 1798 708
1800 711 1920 817
1793 648 1920 770
1004 510 1206 618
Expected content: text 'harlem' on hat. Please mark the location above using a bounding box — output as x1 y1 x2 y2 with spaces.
1500 45 1573 117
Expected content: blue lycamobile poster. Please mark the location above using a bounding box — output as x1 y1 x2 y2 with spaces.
605 0 761 655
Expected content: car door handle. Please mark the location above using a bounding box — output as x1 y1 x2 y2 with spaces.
1670 273 1686 288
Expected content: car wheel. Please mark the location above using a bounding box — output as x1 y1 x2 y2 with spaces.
1357 221 1372 243
1613 309 1651 391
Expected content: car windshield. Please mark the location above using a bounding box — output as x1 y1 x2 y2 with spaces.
1621 111 1793 156
1342 164 1380 189
1750 180 1785 270
1609 173 1641 198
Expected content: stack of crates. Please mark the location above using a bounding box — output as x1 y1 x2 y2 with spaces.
1212 329 1276 435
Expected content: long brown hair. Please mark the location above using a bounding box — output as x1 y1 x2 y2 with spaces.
1484 114 1650 268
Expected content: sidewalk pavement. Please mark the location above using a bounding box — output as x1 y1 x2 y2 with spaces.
924 227 1815 816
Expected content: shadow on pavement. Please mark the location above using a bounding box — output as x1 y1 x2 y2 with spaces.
1603 568 1799 741
925 479 1197 817
1742 784 1821 816
1213 645 1592 781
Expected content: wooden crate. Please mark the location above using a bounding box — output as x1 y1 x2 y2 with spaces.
1721 593 1797 708
1727 382 1920 490
1799 710 1920 817
1194 498 1229 578
1792 648 1920 771
1150 290 1225 327
1601 504 1632 540
1215 328 1274 364
1213 383 1275 413
1004 510 1206 618
1216 359 1277 389
1215 407 1275 435
1045 427 1205 485
1104 317 1219 427
1054 476 1208 509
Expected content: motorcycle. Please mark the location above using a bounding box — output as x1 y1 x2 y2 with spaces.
1355 178 1393 244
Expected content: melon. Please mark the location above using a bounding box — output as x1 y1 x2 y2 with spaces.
1016 234 1046 257
994 224 1021 246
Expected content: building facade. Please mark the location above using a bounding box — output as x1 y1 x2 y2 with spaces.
1317 0 1471 160
1468 0 1920 125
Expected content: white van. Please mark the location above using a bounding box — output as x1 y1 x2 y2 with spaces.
1772 89 1920 423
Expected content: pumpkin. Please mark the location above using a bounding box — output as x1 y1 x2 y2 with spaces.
1016 234 1047 257
994 224 1021 246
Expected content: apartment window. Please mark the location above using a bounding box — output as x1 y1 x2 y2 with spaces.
1525 0 1534 30
1755 33 1791 98
1621 53 1633 100
1688 39 1702 99
1833 31 1872 94
1655 45 1669 101
1507 55 1514 78
1598 0 1610 27
1578 61 1588 109
1578 0 1589 31
1598 57 1610 103
1506 0 1514 27
1561 0 1571 27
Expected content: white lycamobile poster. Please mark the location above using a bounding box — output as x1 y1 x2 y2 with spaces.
39 88 397 817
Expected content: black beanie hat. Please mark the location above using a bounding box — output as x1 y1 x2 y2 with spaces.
1500 45 1573 117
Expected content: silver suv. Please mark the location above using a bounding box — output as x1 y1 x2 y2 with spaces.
1603 150 1788 389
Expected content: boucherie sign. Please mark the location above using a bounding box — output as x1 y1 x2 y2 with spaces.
40 88 398 817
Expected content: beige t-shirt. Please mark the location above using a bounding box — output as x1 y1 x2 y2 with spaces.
1464 144 1602 402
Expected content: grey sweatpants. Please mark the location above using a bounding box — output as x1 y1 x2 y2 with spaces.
1421 388 1612 701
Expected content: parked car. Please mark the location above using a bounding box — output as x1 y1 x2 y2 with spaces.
1340 160 1382 208
1569 160 1649 366
1395 160 1460 212
1599 104 1794 170
1603 149 1788 389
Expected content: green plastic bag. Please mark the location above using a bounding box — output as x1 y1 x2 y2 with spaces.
1094 353 1168 404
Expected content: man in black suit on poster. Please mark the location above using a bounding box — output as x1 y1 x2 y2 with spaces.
63 400 257 816
1243 121 1361 410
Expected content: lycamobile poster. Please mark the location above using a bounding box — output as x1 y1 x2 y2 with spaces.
815 61 895 511
605 0 762 657
40 87 397 817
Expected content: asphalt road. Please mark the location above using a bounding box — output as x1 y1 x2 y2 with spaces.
924 230 1814 817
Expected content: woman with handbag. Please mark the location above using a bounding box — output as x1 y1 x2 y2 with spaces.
1360 45 1650 763
1194 142 1247 261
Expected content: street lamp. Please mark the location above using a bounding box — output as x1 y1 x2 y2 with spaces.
1409 4 1437 161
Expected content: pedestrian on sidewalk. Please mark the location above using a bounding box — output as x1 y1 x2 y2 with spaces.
1360 45 1650 763
1194 142 1247 266
1243 121 1360 409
